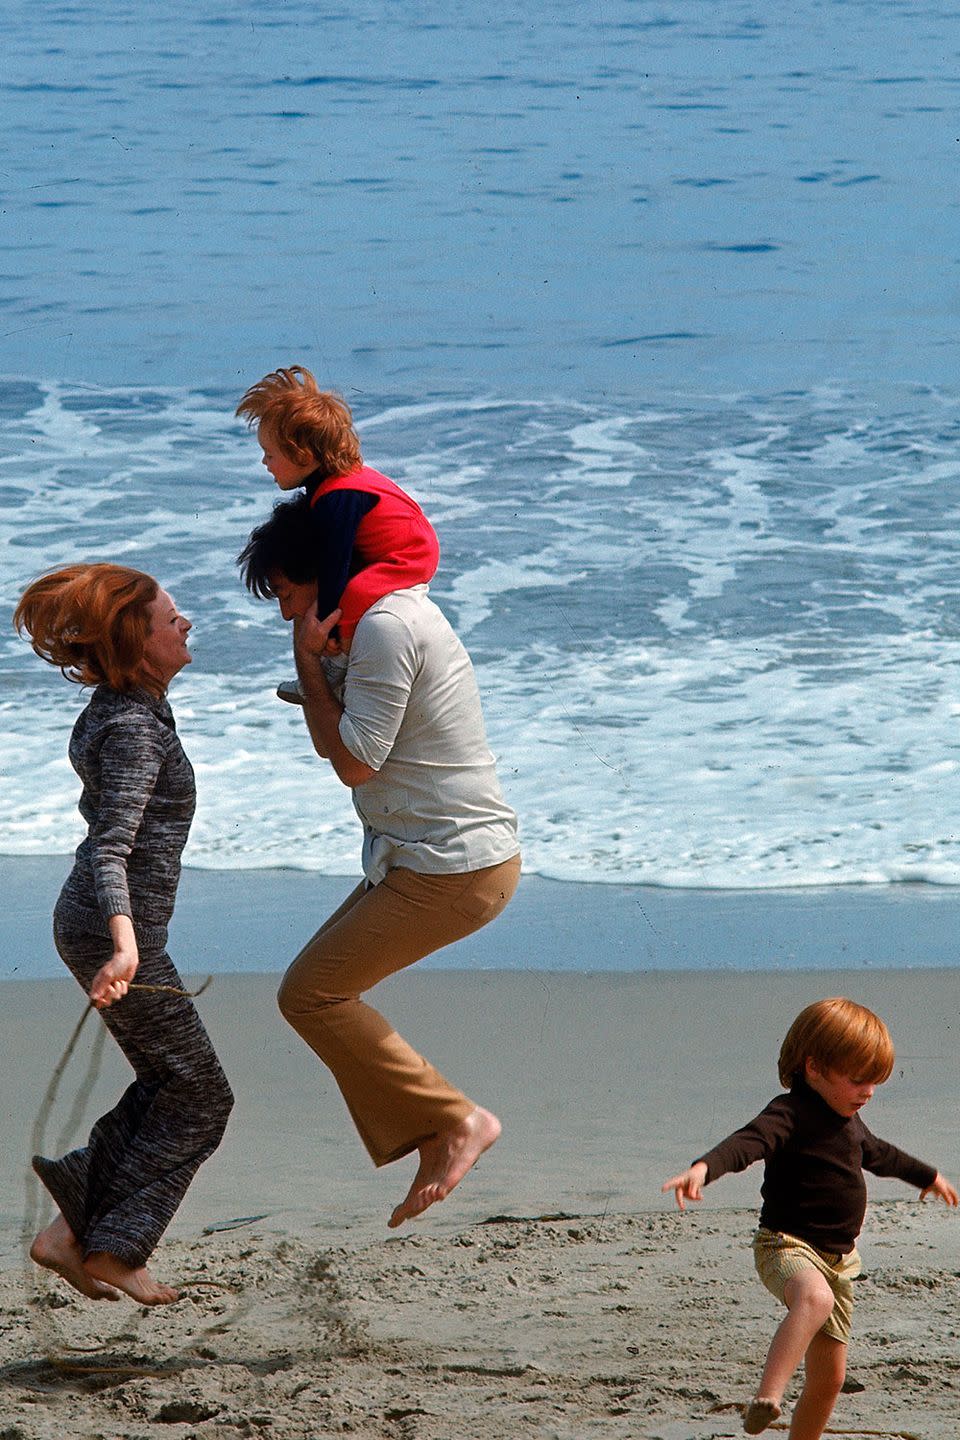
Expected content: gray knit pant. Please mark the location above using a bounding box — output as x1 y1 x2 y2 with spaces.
33 918 234 1268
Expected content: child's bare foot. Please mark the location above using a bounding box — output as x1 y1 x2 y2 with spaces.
388 1106 501 1229
743 1397 782 1434
83 1251 179 1305
30 1215 120 1301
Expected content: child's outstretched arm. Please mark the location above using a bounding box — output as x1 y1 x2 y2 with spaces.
662 1095 794 1211
662 1160 708 1211
921 1172 959 1206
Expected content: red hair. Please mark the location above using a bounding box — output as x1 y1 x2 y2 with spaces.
778 997 895 1088
14 564 158 693
236 366 362 478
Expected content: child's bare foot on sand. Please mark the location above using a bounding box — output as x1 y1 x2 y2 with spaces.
388 1106 501 1229
743 1397 782 1434
84 1252 179 1305
30 1214 120 1301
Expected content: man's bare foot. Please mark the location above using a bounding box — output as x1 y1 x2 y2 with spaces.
743 1397 782 1435
83 1251 179 1305
30 1214 120 1301
388 1106 501 1229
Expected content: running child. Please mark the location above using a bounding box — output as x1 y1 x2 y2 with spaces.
662 997 957 1439
236 366 439 697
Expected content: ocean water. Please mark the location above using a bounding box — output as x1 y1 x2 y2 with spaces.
2 1 960 889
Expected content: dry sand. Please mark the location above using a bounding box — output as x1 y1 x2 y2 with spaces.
2 1200 957 1440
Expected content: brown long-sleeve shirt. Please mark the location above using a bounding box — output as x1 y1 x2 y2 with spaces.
697 1078 936 1253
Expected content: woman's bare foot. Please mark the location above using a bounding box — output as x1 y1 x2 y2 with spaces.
30 1214 120 1301
388 1106 501 1229
743 1397 782 1434
83 1251 179 1305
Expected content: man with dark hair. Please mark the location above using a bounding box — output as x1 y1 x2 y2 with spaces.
238 493 318 596
238 502 521 1228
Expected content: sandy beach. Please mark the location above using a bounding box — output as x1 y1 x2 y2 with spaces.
1 866 959 1436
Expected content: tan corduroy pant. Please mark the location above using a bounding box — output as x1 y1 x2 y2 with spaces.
277 854 521 1166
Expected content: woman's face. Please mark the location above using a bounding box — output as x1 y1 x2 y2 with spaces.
140 588 192 690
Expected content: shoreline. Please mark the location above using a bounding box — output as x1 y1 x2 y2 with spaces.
3 855 960 980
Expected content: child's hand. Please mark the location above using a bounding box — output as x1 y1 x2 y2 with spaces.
920 1172 959 1207
662 1161 708 1211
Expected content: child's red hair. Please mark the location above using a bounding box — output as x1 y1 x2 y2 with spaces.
778 997 895 1088
236 366 362 479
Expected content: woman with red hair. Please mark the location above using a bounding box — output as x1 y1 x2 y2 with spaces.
14 564 233 1306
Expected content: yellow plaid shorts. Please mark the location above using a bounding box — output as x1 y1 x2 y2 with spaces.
752 1226 861 1344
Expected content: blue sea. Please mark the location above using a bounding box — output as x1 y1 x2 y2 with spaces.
2 0 960 890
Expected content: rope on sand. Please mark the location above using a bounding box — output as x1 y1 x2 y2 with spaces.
821 1431 921 1439
30 1282 256 1383
709 1403 921 1439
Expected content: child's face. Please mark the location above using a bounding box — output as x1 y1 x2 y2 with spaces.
804 1058 878 1118
258 425 316 491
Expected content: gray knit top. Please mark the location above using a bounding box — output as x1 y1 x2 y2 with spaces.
55 685 196 949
